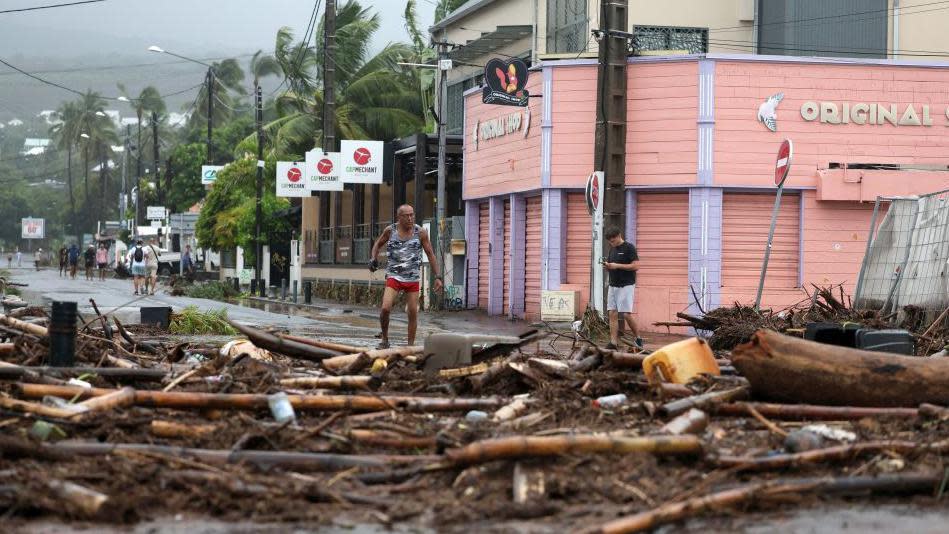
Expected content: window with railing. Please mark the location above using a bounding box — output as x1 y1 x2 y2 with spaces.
446 75 483 135
546 0 587 54
318 227 335 264
353 223 373 264
304 230 319 264
630 25 708 55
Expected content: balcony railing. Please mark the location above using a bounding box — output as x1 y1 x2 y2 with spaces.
318 227 335 264
353 224 372 264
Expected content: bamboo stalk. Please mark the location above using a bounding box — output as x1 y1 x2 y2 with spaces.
469 352 531 392
713 401 919 420
713 440 947 471
338 353 372 375
278 333 366 354
16 383 507 413
0 366 166 381
590 473 941 534
149 420 218 439
47 479 109 517
321 346 423 372
0 392 81 419
279 375 377 390
445 435 702 465
0 343 14 356
45 441 438 471
0 314 48 337
658 387 750 418
604 351 647 369
75 386 135 413
348 429 437 449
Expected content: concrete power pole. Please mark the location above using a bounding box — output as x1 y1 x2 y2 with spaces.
152 111 160 204
435 40 449 307
324 0 339 241
254 84 264 296
594 0 628 313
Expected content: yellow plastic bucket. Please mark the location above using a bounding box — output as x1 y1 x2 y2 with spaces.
642 337 719 384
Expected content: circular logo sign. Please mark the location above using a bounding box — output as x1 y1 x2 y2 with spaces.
287 167 302 183
353 147 371 165
317 158 334 174
775 138 793 186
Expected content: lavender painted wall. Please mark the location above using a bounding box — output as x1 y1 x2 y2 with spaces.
541 188 564 290
541 65 553 188
488 196 505 315
464 199 479 309
625 189 637 243
688 188 722 315
509 194 527 318
697 59 714 186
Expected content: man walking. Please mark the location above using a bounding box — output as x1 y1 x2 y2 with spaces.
369 204 442 348
67 243 80 280
58 245 67 277
144 238 160 295
127 239 147 295
15 247 21 267
96 244 109 281
83 244 95 281
602 227 643 350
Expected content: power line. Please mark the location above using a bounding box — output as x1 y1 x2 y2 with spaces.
0 0 105 15
0 53 258 78
270 0 322 97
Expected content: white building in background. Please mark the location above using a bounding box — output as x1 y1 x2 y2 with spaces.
7 119 23 127
21 138 50 155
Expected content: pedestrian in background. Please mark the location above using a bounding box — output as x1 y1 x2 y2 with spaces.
145 238 160 295
58 245 67 277
67 243 79 279
83 244 95 281
602 227 643 351
96 244 109 281
127 239 147 295
15 248 21 267
35 248 43 271
182 244 195 276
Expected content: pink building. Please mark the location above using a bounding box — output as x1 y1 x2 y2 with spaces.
463 54 949 331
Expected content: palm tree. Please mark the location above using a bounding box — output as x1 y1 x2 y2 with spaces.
434 0 466 23
405 0 437 131
50 101 81 238
73 91 116 225
186 58 247 141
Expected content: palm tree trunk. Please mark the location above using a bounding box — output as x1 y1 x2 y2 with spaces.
67 146 78 239
83 147 90 229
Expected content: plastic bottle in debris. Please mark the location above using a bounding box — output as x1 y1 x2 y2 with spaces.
593 393 628 409
465 410 488 422
267 392 296 424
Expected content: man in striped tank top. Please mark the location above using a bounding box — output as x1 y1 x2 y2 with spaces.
369 204 443 348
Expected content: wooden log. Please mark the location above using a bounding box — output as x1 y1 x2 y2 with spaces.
45 441 437 471
278 333 366 354
348 429 437 449
150 420 218 439
0 314 48 337
658 387 749 418
321 346 423 372
569 352 603 373
0 343 14 356
659 409 708 435
112 317 160 355
713 440 947 472
17 383 507 413
75 386 135 414
47 479 109 517
0 366 166 382
469 352 530 392
338 353 372 375
713 401 919 420
227 320 340 361
589 473 941 534
732 329 949 407
604 351 646 369
445 435 702 466
279 375 377 390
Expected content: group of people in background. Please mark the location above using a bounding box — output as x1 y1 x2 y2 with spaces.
126 238 161 296
58 242 110 281
4 248 22 268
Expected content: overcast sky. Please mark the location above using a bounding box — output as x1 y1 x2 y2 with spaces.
0 0 437 118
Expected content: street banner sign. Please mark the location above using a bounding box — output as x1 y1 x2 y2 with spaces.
585 172 605 316
201 165 224 185
146 206 166 220
276 161 308 197
340 140 383 184
774 138 793 186
21 217 44 239
482 58 530 107
306 149 343 192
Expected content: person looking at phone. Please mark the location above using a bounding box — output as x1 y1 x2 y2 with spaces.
602 227 643 350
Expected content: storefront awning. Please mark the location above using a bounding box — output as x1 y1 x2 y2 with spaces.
449 25 532 64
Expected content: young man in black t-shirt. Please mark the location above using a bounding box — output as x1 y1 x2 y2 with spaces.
602 227 643 350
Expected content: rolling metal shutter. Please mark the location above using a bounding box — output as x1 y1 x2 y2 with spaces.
635 192 690 286
722 192 800 289
503 199 511 316
524 196 543 319
565 192 593 286
478 203 490 309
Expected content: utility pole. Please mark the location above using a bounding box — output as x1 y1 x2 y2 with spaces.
152 111 160 204
254 84 264 297
120 125 129 222
136 119 143 229
434 39 450 308
206 68 214 164
593 0 628 313
324 0 339 236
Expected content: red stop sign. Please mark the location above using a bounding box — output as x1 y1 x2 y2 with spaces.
775 139 792 186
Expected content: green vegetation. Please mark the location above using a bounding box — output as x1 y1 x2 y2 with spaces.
170 306 237 335
184 280 242 301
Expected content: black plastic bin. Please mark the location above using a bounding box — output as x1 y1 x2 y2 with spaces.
140 306 172 329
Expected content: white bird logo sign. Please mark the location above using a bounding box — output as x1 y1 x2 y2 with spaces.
757 92 784 132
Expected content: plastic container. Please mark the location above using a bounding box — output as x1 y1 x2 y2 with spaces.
140 306 172 329
642 337 719 385
465 410 488 422
593 393 628 409
267 392 296 424
855 329 915 355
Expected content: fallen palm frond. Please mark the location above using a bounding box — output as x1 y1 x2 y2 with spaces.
169 306 237 335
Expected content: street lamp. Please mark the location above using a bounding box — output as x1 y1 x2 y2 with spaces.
149 44 214 163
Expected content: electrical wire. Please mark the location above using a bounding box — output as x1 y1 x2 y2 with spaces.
707 0 949 34
0 0 105 14
269 0 322 97
0 53 258 78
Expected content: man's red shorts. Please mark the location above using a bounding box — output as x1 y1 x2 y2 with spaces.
386 278 420 293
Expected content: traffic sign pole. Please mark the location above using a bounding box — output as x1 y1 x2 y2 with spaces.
755 139 793 310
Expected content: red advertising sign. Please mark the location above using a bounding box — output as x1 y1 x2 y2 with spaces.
775 138 793 186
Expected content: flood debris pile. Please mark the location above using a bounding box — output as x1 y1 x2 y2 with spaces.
0 303 948 532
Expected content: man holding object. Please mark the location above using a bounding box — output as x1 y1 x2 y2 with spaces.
603 227 643 350
369 204 443 348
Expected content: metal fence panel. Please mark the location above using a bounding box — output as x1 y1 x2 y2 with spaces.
855 189 949 319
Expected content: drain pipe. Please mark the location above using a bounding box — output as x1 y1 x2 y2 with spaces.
893 0 900 60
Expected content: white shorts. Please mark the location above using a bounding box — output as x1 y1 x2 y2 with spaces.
607 285 635 313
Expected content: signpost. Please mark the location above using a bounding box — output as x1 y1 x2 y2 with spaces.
585 171 605 316
305 148 343 192
170 213 200 275
755 139 793 310
201 165 224 185
146 206 166 220
339 140 383 184
21 217 45 240
275 161 309 197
